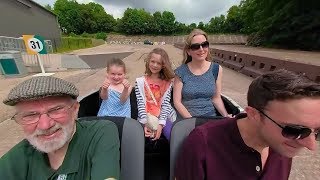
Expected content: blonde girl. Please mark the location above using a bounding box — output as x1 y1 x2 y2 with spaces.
135 48 176 140
98 58 132 117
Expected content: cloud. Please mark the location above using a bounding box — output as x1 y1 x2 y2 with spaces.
96 0 241 24
33 0 241 24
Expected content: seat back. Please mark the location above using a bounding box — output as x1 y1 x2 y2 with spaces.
78 116 145 180
169 117 224 180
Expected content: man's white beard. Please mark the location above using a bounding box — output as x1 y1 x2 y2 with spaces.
26 120 75 153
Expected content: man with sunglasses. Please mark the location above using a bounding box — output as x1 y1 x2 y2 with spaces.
175 69 320 180
0 76 120 180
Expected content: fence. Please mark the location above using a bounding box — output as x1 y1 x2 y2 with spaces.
0 36 53 53
173 44 320 82
106 34 248 45
210 48 320 82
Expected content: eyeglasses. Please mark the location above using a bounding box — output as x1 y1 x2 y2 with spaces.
189 41 209 51
12 103 76 125
257 109 320 141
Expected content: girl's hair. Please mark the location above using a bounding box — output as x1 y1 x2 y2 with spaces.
145 48 175 81
183 28 211 64
106 58 126 73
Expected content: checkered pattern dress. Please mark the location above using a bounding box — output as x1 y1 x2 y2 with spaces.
97 89 131 118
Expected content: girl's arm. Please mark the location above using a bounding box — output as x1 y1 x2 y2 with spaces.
135 82 148 124
120 79 132 103
212 66 229 117
100 79 110 100
158 83 173 126
173 76 192 118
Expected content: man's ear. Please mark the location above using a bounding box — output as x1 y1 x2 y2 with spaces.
73 101 80 120
245 106 262 123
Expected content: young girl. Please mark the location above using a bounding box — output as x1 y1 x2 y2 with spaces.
135 48 176 140
97 58 132 117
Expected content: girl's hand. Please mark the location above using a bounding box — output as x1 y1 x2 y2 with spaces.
152 125 163 141
144 126 153 137
226 114 235 118
102 79 110 89
122 79 131 89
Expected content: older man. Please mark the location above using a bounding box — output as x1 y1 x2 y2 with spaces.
175 69 320 180
0 76 120 180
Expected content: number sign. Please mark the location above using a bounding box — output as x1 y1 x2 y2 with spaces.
22 35 47 55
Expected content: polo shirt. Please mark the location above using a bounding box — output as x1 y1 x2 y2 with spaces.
175 114 292 180
0 120 120 180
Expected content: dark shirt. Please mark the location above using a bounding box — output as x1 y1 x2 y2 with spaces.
175 115 292 180
0 120 120 180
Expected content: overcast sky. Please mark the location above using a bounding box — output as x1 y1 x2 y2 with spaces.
33 0 241 24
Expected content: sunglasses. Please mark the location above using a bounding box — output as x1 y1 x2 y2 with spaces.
189 41 209 51
257 109 320 141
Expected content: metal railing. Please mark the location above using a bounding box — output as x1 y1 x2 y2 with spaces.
0 36 53 53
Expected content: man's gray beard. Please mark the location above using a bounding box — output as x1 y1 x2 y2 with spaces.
26 120 75 153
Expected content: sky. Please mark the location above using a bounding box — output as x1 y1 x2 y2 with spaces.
33 0 242 24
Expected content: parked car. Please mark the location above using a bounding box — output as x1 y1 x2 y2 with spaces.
144 40 153 45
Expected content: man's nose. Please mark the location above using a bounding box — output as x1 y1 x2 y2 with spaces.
37 113 54 130
298 134 318 151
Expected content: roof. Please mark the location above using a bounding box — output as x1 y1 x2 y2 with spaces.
18 0 57 17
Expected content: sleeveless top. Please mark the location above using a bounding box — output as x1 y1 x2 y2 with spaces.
144 76 171 117
174 62 219 117
97 89 131 118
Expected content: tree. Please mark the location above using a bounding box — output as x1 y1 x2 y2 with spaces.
188 23 197 32
44 4 53 12
53 0 116 34
197 22 205 31
224 5 243 33
207 15 226 33
240 0 320 50
149 11 162 34
175 22 188 34
119 8 152 34
54 0 84 34
80 2 116 33
161 11 176 34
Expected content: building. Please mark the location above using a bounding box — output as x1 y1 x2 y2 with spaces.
0 0 61 48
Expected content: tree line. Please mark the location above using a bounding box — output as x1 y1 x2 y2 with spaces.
47 0 320 50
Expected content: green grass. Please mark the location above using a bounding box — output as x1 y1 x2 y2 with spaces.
56 37 93 53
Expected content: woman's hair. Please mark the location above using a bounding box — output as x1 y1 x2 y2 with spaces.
106 58 126 73
247 69 320 111
183 28 211 64
145 48 175 81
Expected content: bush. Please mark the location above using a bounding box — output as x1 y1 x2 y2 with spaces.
95 32 107 40
56 37 93 53
81 32 96 38
247 32 265 47
68 32 78 37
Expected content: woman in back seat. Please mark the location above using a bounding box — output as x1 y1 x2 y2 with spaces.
173 29 231 119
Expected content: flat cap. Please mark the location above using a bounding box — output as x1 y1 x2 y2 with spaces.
3 76 79 106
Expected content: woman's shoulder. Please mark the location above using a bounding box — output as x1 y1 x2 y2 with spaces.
174 64 188 74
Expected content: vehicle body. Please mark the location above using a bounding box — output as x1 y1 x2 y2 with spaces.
144 40 154 45
78 90 242 180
